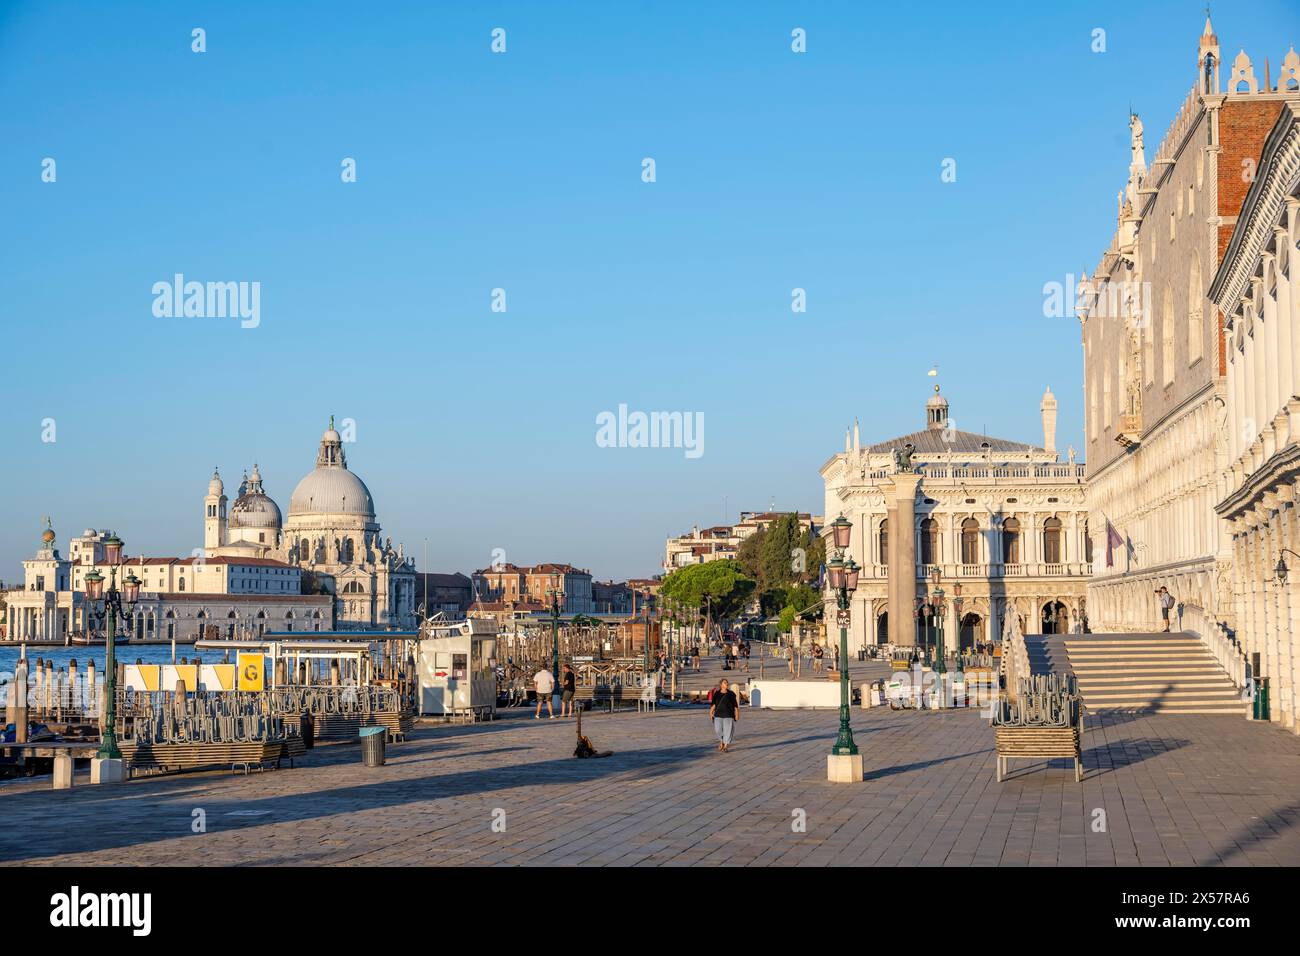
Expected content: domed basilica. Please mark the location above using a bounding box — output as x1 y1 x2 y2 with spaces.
204 418 417 630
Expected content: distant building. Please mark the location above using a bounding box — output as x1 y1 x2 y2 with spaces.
821 386 1090 650
592 580 634 615
3 419 421 642
413 572 474 620
663 512 819 572
4 522 330 643
471 563 594 615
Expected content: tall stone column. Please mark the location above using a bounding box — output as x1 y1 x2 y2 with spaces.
1285 490 1300 734
946 595 960 654
888 474 922 646
1276 492 1295 729
885 503 898 640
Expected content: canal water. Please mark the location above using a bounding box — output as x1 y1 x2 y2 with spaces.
0 644 208 675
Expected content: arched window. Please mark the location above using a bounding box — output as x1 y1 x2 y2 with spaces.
342 539 355 564
1043 517 1064 564
878 519 888 565
1002 517 1021 564
1142 283 1155 384
919 518 938 566
1188 258 1203 364
1162 285 1175 386
1102 361 1111 428
960 518 980 564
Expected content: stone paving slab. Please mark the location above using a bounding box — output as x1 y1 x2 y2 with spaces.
2 698 1298 866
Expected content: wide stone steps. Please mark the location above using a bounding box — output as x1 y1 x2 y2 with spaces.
1062 632 1249 716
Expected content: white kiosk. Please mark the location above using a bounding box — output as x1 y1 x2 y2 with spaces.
417 617 499 720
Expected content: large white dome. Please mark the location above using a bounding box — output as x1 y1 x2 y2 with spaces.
287 420 376 518
289 467 375 517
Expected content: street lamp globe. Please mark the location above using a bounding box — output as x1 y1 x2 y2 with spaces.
830 515 853 550
102 533 124 566
844 557 860 592
84 568 105 601
827 554 846 590
123 572 142 606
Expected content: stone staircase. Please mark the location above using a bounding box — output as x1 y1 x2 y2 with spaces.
1061 633 1249 715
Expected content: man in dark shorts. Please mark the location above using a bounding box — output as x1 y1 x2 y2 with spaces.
709 678 739 752
560 663 576 718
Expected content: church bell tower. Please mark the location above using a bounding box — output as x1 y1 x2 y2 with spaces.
204 468 227 552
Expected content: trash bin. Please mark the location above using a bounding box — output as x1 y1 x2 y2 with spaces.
300 711 315 750
359 725 386 767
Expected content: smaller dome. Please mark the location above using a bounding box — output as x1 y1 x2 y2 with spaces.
229 464 282 530
208 468 224 497
925 385 950 431
230 494 282 530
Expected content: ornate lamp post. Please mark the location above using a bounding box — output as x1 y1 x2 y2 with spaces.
826 515 861 782
83 533 140 763
952 582 965 675
927 565 946 675
547 588 561 689
641 600 652 675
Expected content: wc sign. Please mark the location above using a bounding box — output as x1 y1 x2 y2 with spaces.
237 652 265 691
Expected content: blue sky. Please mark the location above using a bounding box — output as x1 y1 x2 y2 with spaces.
1 1 1296 581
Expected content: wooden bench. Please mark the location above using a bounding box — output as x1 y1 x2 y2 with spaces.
574 683 657 713
118 738 304 777
994 720 1083 783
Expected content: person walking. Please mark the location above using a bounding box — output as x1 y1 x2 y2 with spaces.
710 678 739 752
740 641 750 673
812 643 825 673
533 665 556 719
691 644 701 672
1156 587 1176 633
559 663 576 718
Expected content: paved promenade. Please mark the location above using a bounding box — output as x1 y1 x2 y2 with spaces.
3 672 1299 866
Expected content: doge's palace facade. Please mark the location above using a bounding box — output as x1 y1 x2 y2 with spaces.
1211 101 1300 731
1079 18 1299 641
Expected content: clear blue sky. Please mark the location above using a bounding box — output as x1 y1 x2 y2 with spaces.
1 1 1296 582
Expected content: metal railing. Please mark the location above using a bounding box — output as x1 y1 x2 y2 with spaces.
992 674 1081 727
118 692 298 745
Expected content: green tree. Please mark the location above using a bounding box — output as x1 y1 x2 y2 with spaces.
660 560 756 640
736 528 765 584
759 513 802 590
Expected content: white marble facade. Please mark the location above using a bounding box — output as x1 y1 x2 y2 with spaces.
821 387 1090 652
1211 101 1300 730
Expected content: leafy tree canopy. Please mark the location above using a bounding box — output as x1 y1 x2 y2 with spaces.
660 560 756 622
